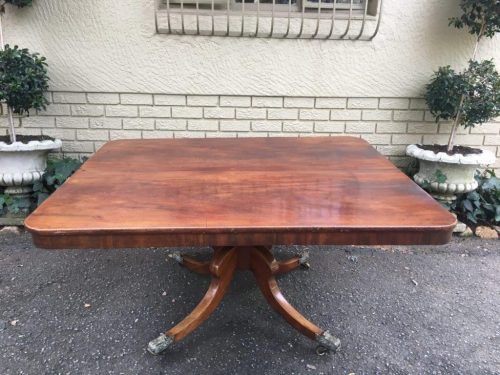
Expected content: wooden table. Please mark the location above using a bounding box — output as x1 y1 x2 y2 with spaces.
25 137 456 355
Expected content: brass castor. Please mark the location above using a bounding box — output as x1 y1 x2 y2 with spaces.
168 252 183 264
315 330 341 355
147 333 174 355
315 345 329 356
297 252 310 269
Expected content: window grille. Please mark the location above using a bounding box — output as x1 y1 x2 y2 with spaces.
155 0 383 40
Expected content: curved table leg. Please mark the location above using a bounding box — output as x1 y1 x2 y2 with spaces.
249 247 340 352
169 252 211 275
148 247 237 354
276 252 310 275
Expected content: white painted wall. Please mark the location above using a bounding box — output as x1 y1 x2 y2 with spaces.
5 0 499 97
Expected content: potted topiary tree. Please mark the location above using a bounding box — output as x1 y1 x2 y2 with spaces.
0 0 61 206
406 0 499 204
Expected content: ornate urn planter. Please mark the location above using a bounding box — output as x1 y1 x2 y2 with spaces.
0 138 62 199
406 144 496 203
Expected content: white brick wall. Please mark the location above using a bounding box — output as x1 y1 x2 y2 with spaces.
5 91 499 171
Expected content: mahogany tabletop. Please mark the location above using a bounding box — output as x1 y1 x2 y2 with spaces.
25 137 456 249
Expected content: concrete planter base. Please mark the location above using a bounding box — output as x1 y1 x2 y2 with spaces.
406 144 496 203
0 139 62 198
0 215 25 226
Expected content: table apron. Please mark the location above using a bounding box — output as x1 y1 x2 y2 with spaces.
30 228 453 249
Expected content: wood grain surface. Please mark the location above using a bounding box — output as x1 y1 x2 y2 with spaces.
25 137 456 248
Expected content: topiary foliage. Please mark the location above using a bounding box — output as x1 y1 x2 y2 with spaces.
0 44 49 115
425 66 464 124
4 0 33 8
449 0 500 38
425 59 500 129
461 60 500 128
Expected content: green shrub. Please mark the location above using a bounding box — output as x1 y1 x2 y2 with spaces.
426 60 500 129
449 0 500 38
32 158 82 206
0 45 49 116
4 0 33 7
451 170 500 226
425 66 465 124
0 193 30 215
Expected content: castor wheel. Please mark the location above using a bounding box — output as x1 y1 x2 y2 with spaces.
298 252 310 269
315 330 341 355
168 252 183 264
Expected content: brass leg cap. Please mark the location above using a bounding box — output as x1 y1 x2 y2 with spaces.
316 330 341 353
147 333 174 355
168 252 183 264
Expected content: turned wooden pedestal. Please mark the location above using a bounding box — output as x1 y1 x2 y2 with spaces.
148 246 340 355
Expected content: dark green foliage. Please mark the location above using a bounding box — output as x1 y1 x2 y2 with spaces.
419 169 447 191
449 0 500 38
461 60 500 128
4 0 33 8
32 158 82 206
426 60 500 129
402 159 418 178
425 66 464 124
0 45 49 115
451 170 500 226
0 158 82 215
0 194 30 215
434 169 447 184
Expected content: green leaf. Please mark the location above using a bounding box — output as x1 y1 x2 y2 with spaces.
36 192 49 206
463 200 474 212
466 212 477 224
435 169 447 184
482 176 500 191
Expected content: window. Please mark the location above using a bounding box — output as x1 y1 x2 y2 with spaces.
155 0 383 40
164 0 365 12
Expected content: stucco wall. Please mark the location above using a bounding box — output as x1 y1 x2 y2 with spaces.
2 0 500 172
4 0 500 97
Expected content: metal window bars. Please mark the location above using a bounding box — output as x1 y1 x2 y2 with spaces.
155 0 383 40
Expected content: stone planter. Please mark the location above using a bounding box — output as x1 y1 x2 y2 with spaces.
0 139 62 199
406 144 496 203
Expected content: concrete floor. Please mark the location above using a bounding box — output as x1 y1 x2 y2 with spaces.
0 231 499 375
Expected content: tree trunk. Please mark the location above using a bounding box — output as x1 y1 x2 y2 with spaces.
7 106 16 143
447 95 464 153
447 21 486 152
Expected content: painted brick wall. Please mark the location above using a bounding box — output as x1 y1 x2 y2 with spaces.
2 92 500 171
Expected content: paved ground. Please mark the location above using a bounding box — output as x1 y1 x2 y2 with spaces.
0 231 499 375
